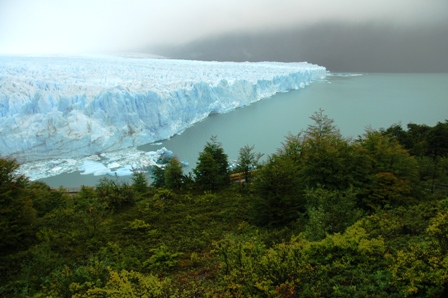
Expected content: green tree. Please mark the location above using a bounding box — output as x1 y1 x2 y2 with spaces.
235 145 263 184
305 108 341 140
194 150 219 191
73 186 111 250
406 123 432 156
250 110 345 227
277 132 303 164
357 131 419 210
194 136 229 191
150 165 165 188
300 135 356 190
382 120 448 197
298 109 359 191
363 172 414 210
252 154 304 226
0 157 35 253
132 171 148 194
96 178 135 210
426 121 448 158
28 181 66 217
382 122 431 156
426 121 448 193
0 158 37 296
164 156 184 190
304 187 365 241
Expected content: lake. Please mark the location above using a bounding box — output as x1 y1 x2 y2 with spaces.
40 73 448 188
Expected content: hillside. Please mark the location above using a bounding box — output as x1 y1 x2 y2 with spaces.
1 111 448 297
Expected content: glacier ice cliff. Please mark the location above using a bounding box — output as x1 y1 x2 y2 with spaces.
0 55 326 178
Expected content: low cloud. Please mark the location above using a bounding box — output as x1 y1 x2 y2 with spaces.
1 0 447 55
154 21 448 72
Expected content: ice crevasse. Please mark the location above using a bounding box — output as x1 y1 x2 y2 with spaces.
0 55 327 164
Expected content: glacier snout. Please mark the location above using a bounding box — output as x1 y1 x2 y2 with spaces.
0 56 326 163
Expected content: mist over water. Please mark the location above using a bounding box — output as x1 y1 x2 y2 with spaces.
41 73 448 188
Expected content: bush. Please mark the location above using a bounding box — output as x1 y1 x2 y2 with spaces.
143 244 183 273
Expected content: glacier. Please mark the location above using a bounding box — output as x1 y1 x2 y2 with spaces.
0 55 326 180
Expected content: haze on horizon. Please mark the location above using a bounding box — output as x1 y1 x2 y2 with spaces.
1 0 447 72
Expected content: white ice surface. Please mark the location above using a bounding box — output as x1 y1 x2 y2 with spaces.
16 147 172 180
0 55 326 180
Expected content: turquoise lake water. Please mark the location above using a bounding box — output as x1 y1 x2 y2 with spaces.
41 73 448 188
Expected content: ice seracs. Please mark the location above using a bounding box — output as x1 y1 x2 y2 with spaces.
0 55 326 179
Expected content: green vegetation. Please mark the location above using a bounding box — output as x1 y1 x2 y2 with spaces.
1 111 448 297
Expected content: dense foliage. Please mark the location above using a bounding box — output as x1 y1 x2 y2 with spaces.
1 112 448 297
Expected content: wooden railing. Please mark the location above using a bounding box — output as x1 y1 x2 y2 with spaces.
230 170 257 184
51 187 83 194
230 172 245 184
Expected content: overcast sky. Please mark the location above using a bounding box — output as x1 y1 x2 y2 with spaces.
1 0 447 55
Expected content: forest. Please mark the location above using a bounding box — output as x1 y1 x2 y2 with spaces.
1 110 448 297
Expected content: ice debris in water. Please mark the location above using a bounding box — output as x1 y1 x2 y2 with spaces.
15 147 179 181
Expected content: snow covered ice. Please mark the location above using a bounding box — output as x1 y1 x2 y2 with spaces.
0 55 326 180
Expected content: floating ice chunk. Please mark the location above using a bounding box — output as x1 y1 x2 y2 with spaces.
79 161 112 176
107 162 121 169
111 165 135 177
51 167 62 173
